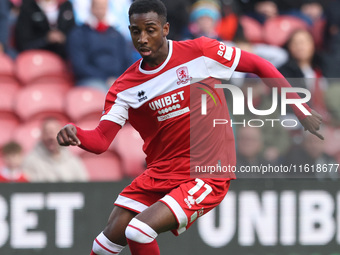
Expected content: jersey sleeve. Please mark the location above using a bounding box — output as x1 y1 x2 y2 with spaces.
76 120 121 154
197 36 241 80
100 82 129 127
236 50 312 120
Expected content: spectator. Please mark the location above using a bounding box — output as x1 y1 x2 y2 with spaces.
302 0 326 50
69 0 132 41
284 130 338 180
246 0 279 24
279 29 329 120
322 0 340 77
161 0 194 40
236 38 288 67
0 0 9 55
231 75 291 164
289 0 326 49
67 0 132 91
235 126 270 178
228 37 288 86
0 0 16 58
23 117 88 182
0 141 28 182
215 0 244 42
14 0 75 59
184 0 222 40
300 0 324 25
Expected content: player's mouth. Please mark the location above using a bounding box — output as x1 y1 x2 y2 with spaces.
139 47 152 57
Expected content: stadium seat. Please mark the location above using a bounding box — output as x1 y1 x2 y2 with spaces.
76 119 99 129
81 150 124 181
0 81 20 113
0 114 20 148
0 54 19 85
15 50 73 86
0 78 21 147
12 119 42 153
14 83 69 123
114 123 146 178
65 87 106 122
239 16 264 43
0 54 15 77
26 80 72 94
263 16 308 46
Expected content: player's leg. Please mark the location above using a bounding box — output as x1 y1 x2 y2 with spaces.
125 201 177 255
96 172 169 255
124 178 232 255
90 206 137 255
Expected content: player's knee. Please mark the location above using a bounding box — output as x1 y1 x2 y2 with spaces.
125 218 158 244
92 232 124 255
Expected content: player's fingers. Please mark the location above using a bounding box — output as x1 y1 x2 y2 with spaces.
56 129 70 146
311 109 322 117
65 128 81 146
311 130 324 140
56 134 64 145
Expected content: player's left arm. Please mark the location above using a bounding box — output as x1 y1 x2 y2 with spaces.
235 50 324 140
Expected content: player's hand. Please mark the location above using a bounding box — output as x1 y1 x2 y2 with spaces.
300 109 324 140
56 124 81 146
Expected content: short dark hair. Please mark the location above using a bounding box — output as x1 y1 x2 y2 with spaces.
129 0 167 24
2 141 22 156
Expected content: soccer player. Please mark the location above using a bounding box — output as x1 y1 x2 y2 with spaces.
57 0 323 254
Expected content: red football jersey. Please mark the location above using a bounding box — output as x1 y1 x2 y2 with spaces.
102 37 240 179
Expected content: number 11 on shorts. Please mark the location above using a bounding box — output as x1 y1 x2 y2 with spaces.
188 178 212 204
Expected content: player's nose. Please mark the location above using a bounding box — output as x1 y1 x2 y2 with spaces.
138 30 148 44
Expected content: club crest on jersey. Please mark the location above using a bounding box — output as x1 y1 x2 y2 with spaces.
176 66 192 85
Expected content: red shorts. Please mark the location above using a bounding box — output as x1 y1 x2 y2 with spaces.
114 172 231 236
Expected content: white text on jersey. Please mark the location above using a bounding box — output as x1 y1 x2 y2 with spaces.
149 91 185 111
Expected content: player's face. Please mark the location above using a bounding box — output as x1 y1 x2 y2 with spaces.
129 12 169 65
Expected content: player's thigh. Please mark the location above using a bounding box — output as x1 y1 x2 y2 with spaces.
103 206 138 245
134 179 230 235
135 201 178 234
143 178 230 236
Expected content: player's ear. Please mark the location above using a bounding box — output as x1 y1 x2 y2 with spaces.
163 22 170 37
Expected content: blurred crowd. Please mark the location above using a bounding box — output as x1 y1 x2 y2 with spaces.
1 0 340 182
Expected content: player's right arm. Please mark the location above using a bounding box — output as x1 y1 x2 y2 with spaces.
57 76 130 153
57 120 121 154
